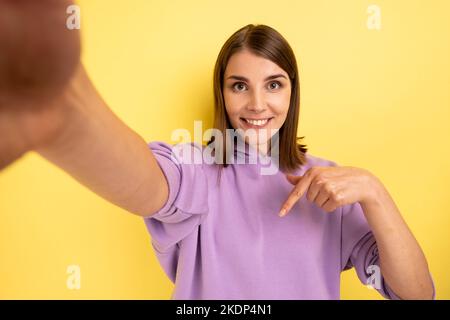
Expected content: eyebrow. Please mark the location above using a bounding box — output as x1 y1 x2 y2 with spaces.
226 74 288 82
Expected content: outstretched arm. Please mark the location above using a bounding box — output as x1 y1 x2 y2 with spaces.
36 65 169 217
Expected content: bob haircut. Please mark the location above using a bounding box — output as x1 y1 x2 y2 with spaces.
208 24 308 174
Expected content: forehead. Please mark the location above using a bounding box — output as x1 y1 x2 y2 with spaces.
224 50 287 79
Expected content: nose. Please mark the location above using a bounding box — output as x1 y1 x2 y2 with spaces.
247 88 266 113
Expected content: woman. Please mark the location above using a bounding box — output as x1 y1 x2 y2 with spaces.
0 6 434 299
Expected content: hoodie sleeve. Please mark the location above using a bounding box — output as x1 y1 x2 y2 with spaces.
142 141 209 281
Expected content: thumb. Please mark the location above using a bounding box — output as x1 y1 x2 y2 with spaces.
285 174 303 185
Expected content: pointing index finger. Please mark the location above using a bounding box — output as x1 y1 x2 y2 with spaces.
279 170 314 217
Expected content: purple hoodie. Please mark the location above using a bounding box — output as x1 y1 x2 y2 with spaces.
143 141 411 299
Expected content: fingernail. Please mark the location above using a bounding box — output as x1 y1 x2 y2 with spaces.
279 209 286 217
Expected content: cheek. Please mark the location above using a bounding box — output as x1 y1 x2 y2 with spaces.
267 86 290 106
281 90 291 108
223 93 241 118
270 94 290 127
271 93 290 116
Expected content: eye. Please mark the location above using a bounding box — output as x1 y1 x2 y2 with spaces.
232 82 247 92
268 81 282 90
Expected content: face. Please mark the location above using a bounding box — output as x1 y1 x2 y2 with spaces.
223 49 291 149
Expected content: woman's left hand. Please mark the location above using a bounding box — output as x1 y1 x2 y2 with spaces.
279 166 380 217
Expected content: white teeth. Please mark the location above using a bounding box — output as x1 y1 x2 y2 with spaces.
245 118 269 126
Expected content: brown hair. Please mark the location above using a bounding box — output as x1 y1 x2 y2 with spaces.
208 24 307 174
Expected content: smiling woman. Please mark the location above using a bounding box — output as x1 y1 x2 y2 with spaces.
144 25 434 299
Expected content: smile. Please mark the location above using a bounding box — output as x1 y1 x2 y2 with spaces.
240 117 274 128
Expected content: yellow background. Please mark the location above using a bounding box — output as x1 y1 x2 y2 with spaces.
1 0 449 299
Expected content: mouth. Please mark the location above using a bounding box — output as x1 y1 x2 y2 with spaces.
239 117 274 129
